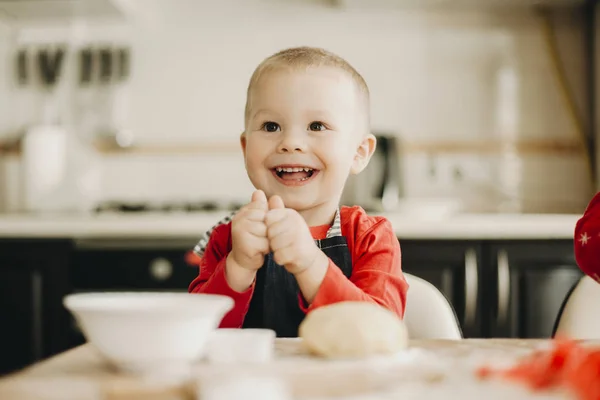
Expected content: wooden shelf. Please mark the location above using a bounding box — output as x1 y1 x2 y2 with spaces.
0 138 585 157
402 139 585 155
92 141 241 155
334 0 586 9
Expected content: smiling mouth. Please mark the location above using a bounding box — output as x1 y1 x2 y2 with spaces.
273 166 317 182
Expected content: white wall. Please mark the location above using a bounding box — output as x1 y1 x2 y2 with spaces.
0 17 15 212
0 0 593 213
0 17 12 138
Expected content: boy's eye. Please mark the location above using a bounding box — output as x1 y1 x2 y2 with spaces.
262 122 281 132
309 121 326 131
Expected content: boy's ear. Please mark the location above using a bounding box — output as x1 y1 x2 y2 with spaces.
240 131 247 155
350 133 376 175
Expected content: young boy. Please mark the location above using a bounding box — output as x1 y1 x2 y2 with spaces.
574 192 600 282
188 47 408 337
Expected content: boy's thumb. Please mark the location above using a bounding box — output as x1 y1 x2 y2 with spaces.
251 190 267 205
268 195 285 210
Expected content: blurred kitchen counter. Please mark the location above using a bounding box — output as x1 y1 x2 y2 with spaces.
0 211 583 374
0 211 579 240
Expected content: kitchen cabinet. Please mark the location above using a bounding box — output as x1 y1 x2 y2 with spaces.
65 239 200 348
400 239 580 339
485 241 582 339
70 241 199 292
0 236 584 374
0 240 72 375
400 240 483 338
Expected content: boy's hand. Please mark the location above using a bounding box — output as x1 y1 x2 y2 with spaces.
265 196 322 275
227 190 269 291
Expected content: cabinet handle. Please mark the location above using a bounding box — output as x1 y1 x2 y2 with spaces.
497 249 511 325
149 258 173 281
464 248 478 326
32 270 43 361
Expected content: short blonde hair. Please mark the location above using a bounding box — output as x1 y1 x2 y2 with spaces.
244 46 370 127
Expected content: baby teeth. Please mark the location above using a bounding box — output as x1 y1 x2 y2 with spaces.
275 167 313 172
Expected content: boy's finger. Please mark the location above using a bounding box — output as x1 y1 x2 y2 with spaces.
268 195 285 210
256 237 270 255
266 217 292 241
265 208 287 226
251 190 268 205
241 209 266 222
247 200 268 211
245 222 267 238
245 190 267 210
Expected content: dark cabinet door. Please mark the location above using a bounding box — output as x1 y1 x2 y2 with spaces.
399 240 483 338
71 248 199 291
0 240 72 375
67 241 200 348
0 268 43 374
487 241 582 339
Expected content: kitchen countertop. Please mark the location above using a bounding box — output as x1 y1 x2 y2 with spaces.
0 338 592 400
0 211 580 240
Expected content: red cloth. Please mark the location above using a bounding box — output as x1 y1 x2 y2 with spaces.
188 206 408 328
574 192 600 282
477 338 600 400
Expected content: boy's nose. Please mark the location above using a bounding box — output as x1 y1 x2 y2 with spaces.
277 131 307 153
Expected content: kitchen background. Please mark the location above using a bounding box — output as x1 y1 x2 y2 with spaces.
0 0 597 215
0 0 598 377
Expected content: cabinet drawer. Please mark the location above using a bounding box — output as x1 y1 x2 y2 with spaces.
0 239 72 374
486 240 581 339
400 240 483 338
71 249 199 291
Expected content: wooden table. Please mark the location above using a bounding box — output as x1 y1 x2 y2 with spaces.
0 339 592 400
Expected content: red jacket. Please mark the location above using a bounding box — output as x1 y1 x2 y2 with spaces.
575 192 600 282
188 206 409 327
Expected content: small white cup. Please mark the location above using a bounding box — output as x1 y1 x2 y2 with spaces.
205 328 276 364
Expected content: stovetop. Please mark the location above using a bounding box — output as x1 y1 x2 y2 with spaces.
93 201 243 214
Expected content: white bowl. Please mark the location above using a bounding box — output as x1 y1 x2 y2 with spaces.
205 328 276 364
63 292 234 375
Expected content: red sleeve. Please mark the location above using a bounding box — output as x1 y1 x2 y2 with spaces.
188 224 254 327
301 217 408 318
575 192 600 282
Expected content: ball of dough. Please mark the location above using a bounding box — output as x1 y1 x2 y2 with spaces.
298 301 409 359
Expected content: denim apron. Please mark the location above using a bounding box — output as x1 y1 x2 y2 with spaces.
242 209 353 337
193 209 353 338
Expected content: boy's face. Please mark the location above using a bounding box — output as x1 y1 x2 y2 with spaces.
241 66 374 215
